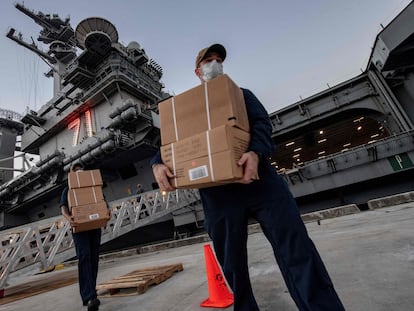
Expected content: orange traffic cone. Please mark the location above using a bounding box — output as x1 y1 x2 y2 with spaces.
200 244 234 308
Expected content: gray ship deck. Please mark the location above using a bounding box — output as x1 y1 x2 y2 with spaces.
1 202 413 311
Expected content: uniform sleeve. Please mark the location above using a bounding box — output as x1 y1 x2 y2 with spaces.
242 88 274 158
59 187 68 206
150 150 162 166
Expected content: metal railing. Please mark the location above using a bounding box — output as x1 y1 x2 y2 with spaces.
0 188 201 288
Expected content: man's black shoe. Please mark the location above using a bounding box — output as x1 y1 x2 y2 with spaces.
83 298 100 306
87 298 100 311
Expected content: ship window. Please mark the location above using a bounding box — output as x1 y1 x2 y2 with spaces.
118 163 137 179
271 116 389 172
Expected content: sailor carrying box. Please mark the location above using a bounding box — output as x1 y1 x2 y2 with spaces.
67 168 110 233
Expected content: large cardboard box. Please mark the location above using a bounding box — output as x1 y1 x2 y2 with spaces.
159 74 249 145
68 186 104 209
71 201 110 233
68 169 103 189
161 125 250 188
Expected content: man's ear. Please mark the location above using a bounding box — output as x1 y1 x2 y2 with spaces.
195 67 201 77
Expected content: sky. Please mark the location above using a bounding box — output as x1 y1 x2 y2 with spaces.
0 0 412 116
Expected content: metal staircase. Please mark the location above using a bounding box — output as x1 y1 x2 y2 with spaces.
0 188 201 289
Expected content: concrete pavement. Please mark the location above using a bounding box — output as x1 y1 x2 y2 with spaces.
1 202 414 311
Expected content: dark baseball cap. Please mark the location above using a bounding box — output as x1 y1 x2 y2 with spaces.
70 162 84 172
195 43 226 68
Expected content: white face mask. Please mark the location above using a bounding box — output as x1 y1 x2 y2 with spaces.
200 60 223 81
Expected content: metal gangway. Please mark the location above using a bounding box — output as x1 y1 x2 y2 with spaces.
0 188 202 289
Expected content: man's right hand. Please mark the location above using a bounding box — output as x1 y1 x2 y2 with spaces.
152 164 175 192
66 216 78 227
65 215 77 227
70 218 78 228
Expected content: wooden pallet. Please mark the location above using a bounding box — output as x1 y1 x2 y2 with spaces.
96 263 183 297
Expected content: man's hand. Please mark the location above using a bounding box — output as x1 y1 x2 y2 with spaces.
69 217 78 228
152 163 175 191
237 151 260 184
65 214 77 227
61 205 77 226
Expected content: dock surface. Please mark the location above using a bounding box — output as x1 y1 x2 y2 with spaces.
1 203 413 311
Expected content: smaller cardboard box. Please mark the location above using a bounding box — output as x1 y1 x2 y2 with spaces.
68 186 104 209
161 125 250 188
71 201 110 233
68 169 103 189
159 74 249 145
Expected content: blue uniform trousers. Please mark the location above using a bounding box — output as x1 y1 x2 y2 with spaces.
200 164 345 311
72 228 101 304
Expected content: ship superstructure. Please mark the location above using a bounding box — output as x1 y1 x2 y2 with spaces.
1 3 169 227
0 109 24 185
266 2 414 211
0 1 413 229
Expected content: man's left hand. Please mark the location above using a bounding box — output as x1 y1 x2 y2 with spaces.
237 151 260 184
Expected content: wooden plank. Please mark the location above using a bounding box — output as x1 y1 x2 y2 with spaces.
97 263 183 298
0 269 78 305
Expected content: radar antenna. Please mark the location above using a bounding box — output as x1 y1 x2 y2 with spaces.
75 17 118 56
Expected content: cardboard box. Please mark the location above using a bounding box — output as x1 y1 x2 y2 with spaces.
159 74 249 145
68 169 103 189
68 186 104 209
161 125 250 188
71 201 110 233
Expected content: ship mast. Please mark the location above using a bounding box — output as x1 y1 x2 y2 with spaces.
6 2 76 96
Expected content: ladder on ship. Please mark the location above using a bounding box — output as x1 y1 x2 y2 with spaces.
0 188 202 289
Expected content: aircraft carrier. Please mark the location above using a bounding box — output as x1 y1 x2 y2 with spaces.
0 1 414 293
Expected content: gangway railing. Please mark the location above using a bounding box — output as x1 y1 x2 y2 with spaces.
0 188 201 289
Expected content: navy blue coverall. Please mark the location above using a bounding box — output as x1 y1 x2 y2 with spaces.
151 88 345 311
60 187 101 305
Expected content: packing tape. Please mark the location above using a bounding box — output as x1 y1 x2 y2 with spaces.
204 81 211 130
91 171 96 185
170 130 215 186
171 82 212 140
171 97 179 141
72 190 79 206
76 172 81 188
74 171 97 187
171 143 178 187
206 130 215 181
92 187 97 203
